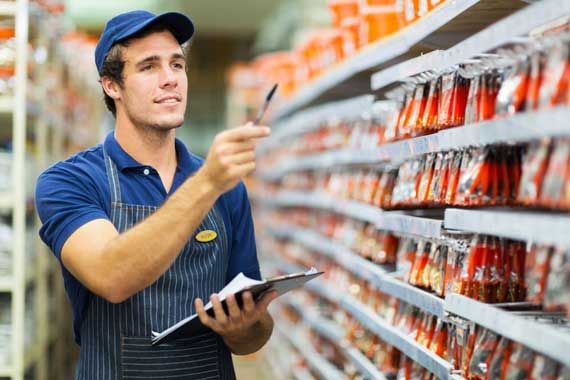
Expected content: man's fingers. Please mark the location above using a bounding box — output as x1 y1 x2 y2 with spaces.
210 294 228 325
219 125 270 142
221 141 256 155
255 290 278 313
226 294 242 321
230 151 256 165
195 298 215 329
242 291 256 315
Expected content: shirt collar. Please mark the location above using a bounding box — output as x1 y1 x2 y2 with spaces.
103 131 193 173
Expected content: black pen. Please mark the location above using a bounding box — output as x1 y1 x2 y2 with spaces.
253 83 278 125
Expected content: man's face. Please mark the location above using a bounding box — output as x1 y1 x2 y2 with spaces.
117 30 188 130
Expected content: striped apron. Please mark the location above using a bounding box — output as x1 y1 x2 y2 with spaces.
75 148 236 379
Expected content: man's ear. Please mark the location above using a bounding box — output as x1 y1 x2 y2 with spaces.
101 76 121 101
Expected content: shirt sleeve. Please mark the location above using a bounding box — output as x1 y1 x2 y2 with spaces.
226 182 261 282
35 164 110 259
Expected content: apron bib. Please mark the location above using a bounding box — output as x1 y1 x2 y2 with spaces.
75 148 235 380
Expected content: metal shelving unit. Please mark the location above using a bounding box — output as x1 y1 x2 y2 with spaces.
271 226 446 318
270 0 527 121
262 106 570 177
341 297 454 380
286 300 388 380
275 323 346 380
446 294 570 367
371 0 570 91
261 191 443 237
256 0 570 378
444 208 570 250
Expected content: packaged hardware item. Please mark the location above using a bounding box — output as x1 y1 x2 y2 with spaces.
543 248 570 316
468 328 500 380
530 354 560 380
518 140 553 205
540 139 570 209
526 244 553 305
505 343 535 380
488 337 514 380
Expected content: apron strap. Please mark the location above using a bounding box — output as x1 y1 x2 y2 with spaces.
103 147 123 205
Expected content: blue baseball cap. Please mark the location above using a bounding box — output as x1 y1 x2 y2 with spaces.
94 10 195 74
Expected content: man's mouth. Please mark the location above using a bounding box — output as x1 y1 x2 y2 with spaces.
155 95 181 104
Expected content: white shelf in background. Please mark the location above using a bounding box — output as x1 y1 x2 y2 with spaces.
445 294 570 367
265 191 443 239
270 0 480 121
444 208 570 250
0 96 13 113
341 296 454 380
263 107 570 173
260 95 374 155
0 1 16 16
0 192 12 210
0 277 12 292
276 324 346 380
271 226 446 318
372 0 569 90
0 367 13 377
381 277 446 318
300 306 388 380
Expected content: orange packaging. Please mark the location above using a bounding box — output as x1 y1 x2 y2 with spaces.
360 5 405 45
329 0 360 28
340 17 362 55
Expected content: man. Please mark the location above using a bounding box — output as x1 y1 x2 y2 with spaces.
35 10 276 379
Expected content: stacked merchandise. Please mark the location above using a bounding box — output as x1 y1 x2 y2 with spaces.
228 0 452 114
263 222 570 379
250 2 570 379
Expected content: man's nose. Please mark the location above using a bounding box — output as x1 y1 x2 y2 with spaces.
159 65 177 88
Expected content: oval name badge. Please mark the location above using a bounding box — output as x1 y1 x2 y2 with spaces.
195 230 217 243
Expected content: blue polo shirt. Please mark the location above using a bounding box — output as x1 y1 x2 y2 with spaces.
35 131 261 344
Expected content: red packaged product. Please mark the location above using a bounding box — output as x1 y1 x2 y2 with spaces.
427 152 446 205
518 140 552 205
489 337 513 380
445 150 465 205
493 239 508 303
465 69 483 125
438 69 458 129
410 240 432 287
470 235 495 302
505 343 535 380
495 52 531 117
526 245 553 305
544 248 570 316
540 139 570 209
405 81 429 136
418 153 436 204
446 244 468 297
468 328 500 379
526 49 544 111
398 356 414 380
506 240 527 303
430 244 448 297
421 75 440 131
530 355 560 380
458 235 484 298
451 71 470 126
479 67 502 121
430 319 448 358
539 38 570 108
463 324 479 378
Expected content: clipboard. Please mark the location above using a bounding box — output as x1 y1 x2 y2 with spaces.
151 268 323 345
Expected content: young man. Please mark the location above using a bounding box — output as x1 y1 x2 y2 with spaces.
35 10 276 379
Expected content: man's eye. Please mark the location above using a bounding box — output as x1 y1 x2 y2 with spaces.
141 65 152 71
173 63 184 70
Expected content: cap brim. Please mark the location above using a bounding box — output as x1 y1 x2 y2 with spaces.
117 11 195 46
